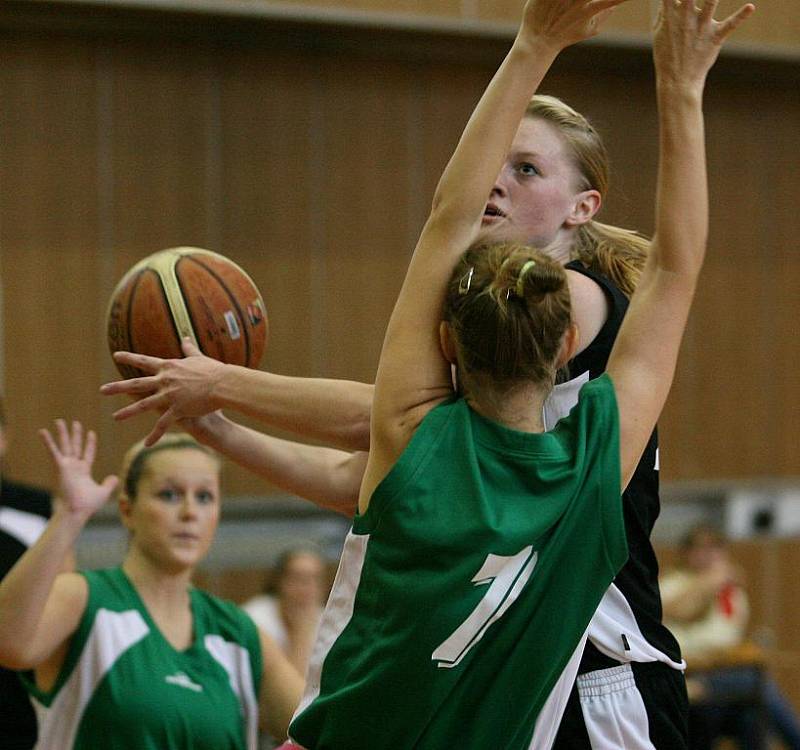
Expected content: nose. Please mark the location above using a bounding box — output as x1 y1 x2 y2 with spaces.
179 497 199 519
490 168 509 198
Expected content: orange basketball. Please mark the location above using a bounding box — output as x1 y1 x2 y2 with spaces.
107 247 268 379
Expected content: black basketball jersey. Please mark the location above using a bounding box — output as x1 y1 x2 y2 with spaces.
546 261 682 673
0 479 51 750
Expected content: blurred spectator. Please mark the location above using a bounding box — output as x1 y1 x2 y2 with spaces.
0 400 52 750
661 524 800 749
243 548 327 675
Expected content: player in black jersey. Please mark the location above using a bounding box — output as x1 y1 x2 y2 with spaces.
0 400 52 750
104 3 756 745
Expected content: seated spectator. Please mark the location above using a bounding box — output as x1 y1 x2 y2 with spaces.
243 548 326 675
661 524 800 749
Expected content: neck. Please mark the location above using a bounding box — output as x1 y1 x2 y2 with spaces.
542 228 577 267
122 550 193 612
466 380 549 433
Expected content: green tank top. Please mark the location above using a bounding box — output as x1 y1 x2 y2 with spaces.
290 374 627 749
22 567 262 750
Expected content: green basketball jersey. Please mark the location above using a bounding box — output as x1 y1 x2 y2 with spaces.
290 374 627 749
22 567 262 750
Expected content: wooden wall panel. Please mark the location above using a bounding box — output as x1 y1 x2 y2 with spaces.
0 34 106 482
217 47 318 383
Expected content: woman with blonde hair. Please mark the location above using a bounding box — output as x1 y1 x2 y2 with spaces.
0 422 303 749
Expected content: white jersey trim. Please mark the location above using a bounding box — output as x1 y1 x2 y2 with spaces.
204 634 259 750
528 627 589 750
587 584 684 670
290 531 369 731
32 608 149 750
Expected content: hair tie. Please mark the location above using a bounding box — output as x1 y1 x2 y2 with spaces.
515 260 537 297
458 266 474 295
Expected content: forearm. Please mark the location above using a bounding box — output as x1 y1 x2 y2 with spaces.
0 510 83 667
192 414 361 516
213 367 373 452
651 82 708 278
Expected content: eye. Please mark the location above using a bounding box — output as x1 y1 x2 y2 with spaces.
157 489 180 502
196 490 216 505
516 162 540 177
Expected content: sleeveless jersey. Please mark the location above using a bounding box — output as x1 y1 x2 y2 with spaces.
21 567 262 750
290 375 628 750
545 261 683 672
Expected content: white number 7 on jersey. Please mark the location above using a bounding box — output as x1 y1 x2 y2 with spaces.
432 546 538 669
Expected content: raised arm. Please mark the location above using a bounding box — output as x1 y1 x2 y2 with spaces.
606 0 754 486
360 0 628 510
257 629 305 740
102 339 373 451
183 411 363 517
0 421 118 673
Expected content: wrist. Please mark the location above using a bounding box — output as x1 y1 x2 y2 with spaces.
656 78 704 103
50 505 91 537
513 32 561 62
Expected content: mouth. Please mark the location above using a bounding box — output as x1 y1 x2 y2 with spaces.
173 532 199 542
482 204 507 223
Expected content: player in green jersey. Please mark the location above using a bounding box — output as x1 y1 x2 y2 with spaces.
283 0 755 748
0 423 304 749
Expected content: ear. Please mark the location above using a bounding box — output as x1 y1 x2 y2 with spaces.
565 189 601 228
556 323 580 369
118 495 135 532
439 321 458 365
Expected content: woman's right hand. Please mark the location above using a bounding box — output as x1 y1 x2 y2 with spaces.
39 420 119 523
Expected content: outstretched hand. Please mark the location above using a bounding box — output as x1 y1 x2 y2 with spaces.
521 0 631 52
39 420 118 521
654 0 755 86
100 339 224 447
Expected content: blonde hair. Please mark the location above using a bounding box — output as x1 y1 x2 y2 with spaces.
120 433 221 500
526 95 649 296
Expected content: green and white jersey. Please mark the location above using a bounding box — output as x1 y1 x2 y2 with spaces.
22 567 262 750
290 374 627 750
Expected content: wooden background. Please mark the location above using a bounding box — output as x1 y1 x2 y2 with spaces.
1 0 799 712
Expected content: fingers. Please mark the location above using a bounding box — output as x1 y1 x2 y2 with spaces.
83 430 97 466
714 2 755 42
112 350 167 373
698 0 719 26
39 428 60 461
70 421 83 457
56 419 71 456
181 337 203 357
100 376 159 396
112 393 167 422
144 407 175 448
100 475 120 495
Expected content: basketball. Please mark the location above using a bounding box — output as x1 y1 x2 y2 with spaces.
107 247 268 379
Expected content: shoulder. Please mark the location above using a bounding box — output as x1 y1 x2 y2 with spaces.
194 588 259 643
565 269 610 356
